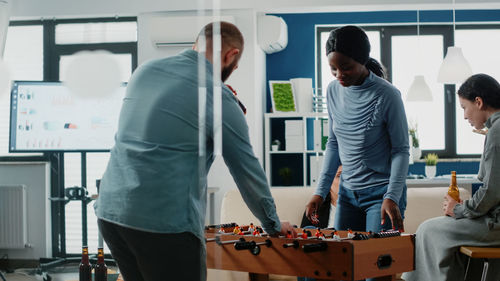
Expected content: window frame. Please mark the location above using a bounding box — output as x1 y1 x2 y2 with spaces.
316 23 500 159
3 17 137 257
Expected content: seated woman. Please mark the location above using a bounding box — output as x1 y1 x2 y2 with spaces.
403 73 500 281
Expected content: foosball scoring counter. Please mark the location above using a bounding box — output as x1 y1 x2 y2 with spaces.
205 224 415 281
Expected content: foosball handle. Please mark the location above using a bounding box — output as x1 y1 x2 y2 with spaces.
283 240 299 249
372 230 401 238
234 241 257 250
302 242 328 253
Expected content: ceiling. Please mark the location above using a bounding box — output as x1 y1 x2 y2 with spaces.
10 0 500 19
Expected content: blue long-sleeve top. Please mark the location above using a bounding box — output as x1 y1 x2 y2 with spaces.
314 71 409 204
94 50 281 241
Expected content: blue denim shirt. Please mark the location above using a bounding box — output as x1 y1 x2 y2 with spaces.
315 71 409 204
95 50 281 241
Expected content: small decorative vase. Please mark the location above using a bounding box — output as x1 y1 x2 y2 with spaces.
271 144 279 151
425 165 436 178
412 147 422 161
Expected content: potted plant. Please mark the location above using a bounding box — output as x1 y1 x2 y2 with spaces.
271 139 281 151
424 153 438 178
409 124 422 161
278 167 292 186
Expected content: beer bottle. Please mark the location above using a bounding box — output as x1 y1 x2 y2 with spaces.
79 246 92 281
94 247 108 281
447 171 460 201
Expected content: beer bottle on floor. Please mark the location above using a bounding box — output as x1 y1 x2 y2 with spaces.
447 171 460 201
95 247 108 281
79 246 92 281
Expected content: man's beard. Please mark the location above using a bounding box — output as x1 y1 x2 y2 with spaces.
221 60 238 82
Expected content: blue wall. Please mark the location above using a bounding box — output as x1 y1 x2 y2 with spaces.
408 161 479 177
266 9 500 112
265 9 500 174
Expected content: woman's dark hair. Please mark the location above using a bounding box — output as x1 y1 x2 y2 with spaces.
365 58 387 80
325 25 386 79
458 73 500 109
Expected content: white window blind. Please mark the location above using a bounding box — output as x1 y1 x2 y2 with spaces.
1 25 44 156
392 35 445 151
55 22 137 44
57 21 134 253
455 29 500 155
64 153 112 254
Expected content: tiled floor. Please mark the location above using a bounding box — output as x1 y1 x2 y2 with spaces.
1 265 120 281
2 270 78 281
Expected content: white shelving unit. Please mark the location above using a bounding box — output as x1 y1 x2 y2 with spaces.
264 112 328 187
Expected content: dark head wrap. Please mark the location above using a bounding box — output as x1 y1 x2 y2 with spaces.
325 25 370 65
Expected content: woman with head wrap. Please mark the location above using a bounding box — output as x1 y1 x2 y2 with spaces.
306 25 409 236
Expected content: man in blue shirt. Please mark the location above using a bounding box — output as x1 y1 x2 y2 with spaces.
95 22 295 281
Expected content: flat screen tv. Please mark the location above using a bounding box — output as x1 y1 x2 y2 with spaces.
9 81 126 152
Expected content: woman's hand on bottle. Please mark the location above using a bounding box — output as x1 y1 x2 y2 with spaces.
305 195 324 224
380 198 404 232
443 194 461 217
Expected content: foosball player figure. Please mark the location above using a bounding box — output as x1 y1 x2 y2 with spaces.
219 226 225 233
248 222 255 233
332 230 341 241
286 230 293 238
347 228 354 239
252 228 259 236
233 225 241 235
300 231 308 239
314 227 325 239
253 227 263 237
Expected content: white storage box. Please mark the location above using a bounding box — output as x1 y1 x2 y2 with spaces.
285 136 304 151
285 120 303 136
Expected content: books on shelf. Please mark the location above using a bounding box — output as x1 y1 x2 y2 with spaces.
285 120 304 151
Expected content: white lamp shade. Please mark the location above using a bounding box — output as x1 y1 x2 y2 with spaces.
437 46 473 84
407 75 433 102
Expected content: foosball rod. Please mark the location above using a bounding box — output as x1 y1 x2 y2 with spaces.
215 236 246 245
282 240 299 249
234 239 272 250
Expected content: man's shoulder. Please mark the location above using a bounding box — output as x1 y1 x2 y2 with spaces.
144 50 197 66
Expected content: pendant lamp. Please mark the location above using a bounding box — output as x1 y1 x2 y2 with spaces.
407 75 433 101
437 0 472 84
437 46 472 84
407 10 433 102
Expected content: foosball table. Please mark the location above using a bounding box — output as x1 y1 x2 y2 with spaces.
205 224 415 281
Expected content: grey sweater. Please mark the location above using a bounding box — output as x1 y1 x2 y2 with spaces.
454 111 500 231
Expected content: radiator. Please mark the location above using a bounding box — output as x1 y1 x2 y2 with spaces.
0 185 27 249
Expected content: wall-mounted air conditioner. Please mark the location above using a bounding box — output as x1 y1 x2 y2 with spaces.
257 15 288 54
149 15 235 48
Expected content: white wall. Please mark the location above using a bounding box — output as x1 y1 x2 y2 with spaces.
0 162 51 260
10 0 500 19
